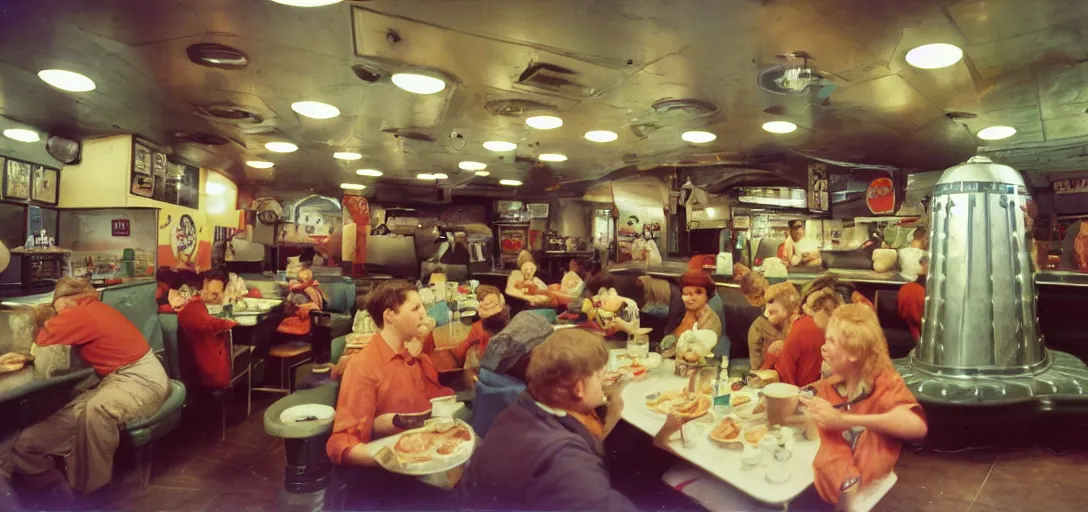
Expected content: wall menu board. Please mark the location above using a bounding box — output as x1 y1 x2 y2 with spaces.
131 139 199 209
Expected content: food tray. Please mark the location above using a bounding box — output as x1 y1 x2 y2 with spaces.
369 418 478 476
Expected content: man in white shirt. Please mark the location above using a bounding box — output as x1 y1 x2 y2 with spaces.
785 220 822 268
898 228 929 281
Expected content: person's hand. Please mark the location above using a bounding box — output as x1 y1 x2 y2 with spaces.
654 413 693 449
404 337 424 358
766 339 785 355
392 410 433 430
799 395 851 431
418 316 437 336
32 304 56 325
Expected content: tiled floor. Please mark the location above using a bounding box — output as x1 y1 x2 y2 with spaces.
15 393 1088 511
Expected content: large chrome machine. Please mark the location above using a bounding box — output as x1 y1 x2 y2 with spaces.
896 156 1088 404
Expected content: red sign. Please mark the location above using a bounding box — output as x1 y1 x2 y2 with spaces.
111 219 131 237
866 177 895 214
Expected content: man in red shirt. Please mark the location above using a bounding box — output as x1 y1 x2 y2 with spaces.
762 286 843 387
178 270 238 389
897 256 928 342
0 278 169 498
327 280 455 509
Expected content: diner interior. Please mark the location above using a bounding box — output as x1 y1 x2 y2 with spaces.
1 0 1088 511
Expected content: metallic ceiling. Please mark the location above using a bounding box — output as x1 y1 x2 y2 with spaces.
1 0 1088 197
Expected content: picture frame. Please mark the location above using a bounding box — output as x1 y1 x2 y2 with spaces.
4 158 32 201
31 165 60 205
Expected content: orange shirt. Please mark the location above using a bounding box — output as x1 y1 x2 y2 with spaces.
177 296 237 388
761 315 824 387
897 281 925 342
326 332 454 464
810 368 925 504
35 296 151 377
451 321 491 363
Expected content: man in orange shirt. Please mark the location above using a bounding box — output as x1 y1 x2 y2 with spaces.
897 256 927 342
801 304 927 508
762 286 843 387
177 270 237 389
327 280 455 509
0 278 169 498
449 285 509 369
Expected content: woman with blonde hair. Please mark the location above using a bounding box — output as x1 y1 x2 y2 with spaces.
761 285 843 386
748 282 800 369
505 250 552 307
800 304 927 508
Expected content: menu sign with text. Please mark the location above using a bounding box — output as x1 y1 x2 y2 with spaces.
130 139 199 209
112 219 131 237
1054 178 1088 195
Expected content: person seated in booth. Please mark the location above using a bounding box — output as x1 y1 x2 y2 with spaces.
801 304 928 508
0 278 169 497
505 250 554 308
762 284 844 387
276 267 328 336
580 273 641 336
748 282 801 370
327 280 455 508
781 220 823 269
177 270 238 389
547 258 587 308
897 255 927 343
897 228 929 281
448 285 510 372
660 270 722 352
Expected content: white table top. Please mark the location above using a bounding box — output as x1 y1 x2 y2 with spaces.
619 360 819 506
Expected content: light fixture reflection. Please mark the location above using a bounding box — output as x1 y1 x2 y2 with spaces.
3 128 40 143
539 153 567 162
333 151 362 160
291 101 340 119
681 131 717 143
417 173 436 180
246 160 274 169
905 43 964 69
483 140 517 152
977 125 1017 141
584 130 618 143
205 182 228 195
432 173 449 179
525 115 563 130
340 183 366 190
458 161 487 171
270 0 343 7
475 171 490 177
356 169 383 177
391 73 447 95
265 141 298 153
762 121 798 134
37 69 96 92
500 179 522 186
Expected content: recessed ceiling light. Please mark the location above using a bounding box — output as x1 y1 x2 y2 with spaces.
391 73 447 95
539 153 567 162
500 179 523 186
356 169 383 177
333 151 362 160
977 125 1017 141
3 128 40 143
265 141 298 153
291 100 340 119
905 43 964 70
37 69 96 92
432 173 449 179
584 130 618 143
246 160 274 169
681 131 717 143
340 183 366 190
762 121 798 134
205 182 228 195
417 173 436 180
525 115 563 130
483 140 517 152
458 161 487 171
475 171 490 177
270 0 343 7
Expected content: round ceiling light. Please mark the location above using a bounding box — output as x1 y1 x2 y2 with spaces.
333 151 361 160
3 128 40 143
391 73 447 95
417 173 436 180
37 69 96 92
762 121 798 134
356 169 383 177
458 161 487 171
976 125 1017 141
265 141 298 153
905 43 964 70
525 115 563 130
246 160 274 169
500 179 523 186
340 183 366 190
205 182 228 195
432 173 449 179
584 130 618 143
539 153 567 162
475 171 490 177
681 131 717 143
483 140 517 152
291 101 340 119
270 0 343 7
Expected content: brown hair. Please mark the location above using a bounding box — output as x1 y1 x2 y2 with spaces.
516 250 535 269
475 284 502 302
826 304 893 379
53 277 97 300
637 275 671 304
739 270 770 307
679 270 716 298
912 228 928 242
526 329 609 404
365 280 417 329
804 287 843 316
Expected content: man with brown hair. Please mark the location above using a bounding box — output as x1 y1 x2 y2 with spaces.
459 328 635 511
449 284 509 369
0 277 169 499
762 285 844 387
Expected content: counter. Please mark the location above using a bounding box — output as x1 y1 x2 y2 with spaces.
0 277 157 307
0 366 95 405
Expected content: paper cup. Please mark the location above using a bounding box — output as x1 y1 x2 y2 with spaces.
763 382 800 427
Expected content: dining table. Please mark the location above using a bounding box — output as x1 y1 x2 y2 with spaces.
616 353 820 507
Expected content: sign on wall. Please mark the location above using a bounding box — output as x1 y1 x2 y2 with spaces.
808 162 829 213
1054 178 1088 195
111 219 131 237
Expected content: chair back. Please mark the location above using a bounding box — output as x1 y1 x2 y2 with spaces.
157 314 183 380
707 293 731 358
100 282 166 363
472 369 526 438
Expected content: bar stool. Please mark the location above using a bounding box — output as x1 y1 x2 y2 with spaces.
208 330 255 440
258 341 312 394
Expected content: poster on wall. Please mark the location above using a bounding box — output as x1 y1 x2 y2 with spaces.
130 139 199 209
31 166 59 205
151 151 168 201
133 143 152 175
4 159 32 200
865 177 896 214
172 214 198 267
808 162 829 213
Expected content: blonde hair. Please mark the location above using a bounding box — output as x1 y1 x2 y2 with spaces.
53 277 97 300
826 304 893 378
765 282 801 335
638 275 671 304
739 270 770 307
516 250 535 270
526 328 609 404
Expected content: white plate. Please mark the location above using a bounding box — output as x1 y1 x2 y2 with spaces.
610 349 662 370
279 404 335 424
369 419 478 476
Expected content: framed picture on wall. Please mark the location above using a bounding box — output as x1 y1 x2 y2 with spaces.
31 166 59 205
4 159 32 200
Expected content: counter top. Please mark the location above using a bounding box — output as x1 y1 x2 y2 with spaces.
0 366 96 405
0 277 156 307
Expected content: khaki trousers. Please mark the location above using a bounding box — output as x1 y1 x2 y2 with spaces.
2 350 168 493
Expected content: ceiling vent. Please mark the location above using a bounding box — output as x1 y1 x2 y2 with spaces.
756 52 836 101
515 62 596 97
944 111 978 120
383 129 436 143
174 132 231 146
651 98 718 119
186 43 249 70
351 64 383 83
197 104 264 124
485 99 554 117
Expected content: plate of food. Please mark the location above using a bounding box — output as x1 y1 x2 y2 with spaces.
709 415 743 444
735 394 768 419
741 422 771 447
644 390 686 415
612 350 662 370
730 391 756 409
668 394 712 419
373 418 477 476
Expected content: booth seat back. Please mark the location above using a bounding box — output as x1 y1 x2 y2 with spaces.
100 282 167 368
322 280 357 315
472 369 526 438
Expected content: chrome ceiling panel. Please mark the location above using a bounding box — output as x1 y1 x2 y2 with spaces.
1 0 1088 196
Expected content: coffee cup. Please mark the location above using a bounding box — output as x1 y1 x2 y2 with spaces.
763 382 800 427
